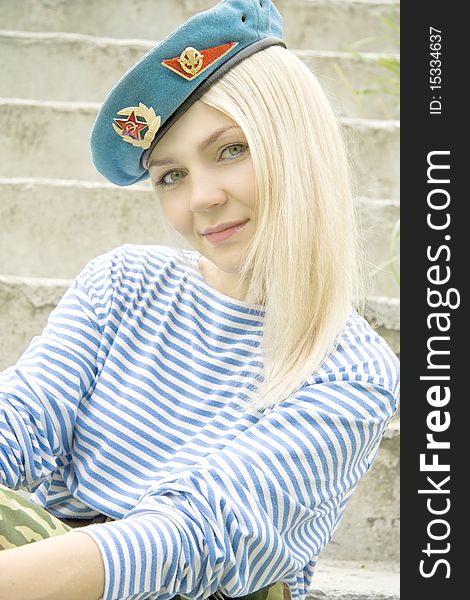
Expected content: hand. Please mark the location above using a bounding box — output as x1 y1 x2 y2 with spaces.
0 531 105 600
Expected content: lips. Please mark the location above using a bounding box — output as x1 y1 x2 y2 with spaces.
202 220 248 235
203 220 249 244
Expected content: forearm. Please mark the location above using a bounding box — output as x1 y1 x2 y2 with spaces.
0 531 105 600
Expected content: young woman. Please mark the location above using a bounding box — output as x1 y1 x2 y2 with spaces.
0 1 399 599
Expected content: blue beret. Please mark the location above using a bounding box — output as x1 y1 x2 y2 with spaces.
90 0 285 186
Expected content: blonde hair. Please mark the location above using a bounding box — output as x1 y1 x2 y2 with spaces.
173 45 365 411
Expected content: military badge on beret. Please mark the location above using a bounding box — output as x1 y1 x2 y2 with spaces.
112 103 161 149
162 43 239 81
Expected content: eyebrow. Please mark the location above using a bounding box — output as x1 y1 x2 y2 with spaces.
148 126 243 167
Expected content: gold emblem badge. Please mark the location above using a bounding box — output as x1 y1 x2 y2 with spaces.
178 47 204 77
112 102 161 149
162 42 238 81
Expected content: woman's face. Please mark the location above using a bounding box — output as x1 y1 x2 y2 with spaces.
148 101 256 285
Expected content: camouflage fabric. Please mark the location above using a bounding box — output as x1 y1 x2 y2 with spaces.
175 582 287 600
266 582 288 600
0 483 71 549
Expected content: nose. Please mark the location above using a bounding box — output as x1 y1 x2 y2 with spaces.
188 172 227 212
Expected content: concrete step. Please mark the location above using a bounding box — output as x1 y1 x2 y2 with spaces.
310 559 399 600
0 274 71 372
0 99 400 199
357 198 399 299
0 177 167 280
0 0 400 53
342 117 399 200
298 49 399 120
0 30 399 120
0 177 399 297
365 296 400 355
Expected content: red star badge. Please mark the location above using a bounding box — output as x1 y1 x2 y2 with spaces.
112 103 161 150
113 111 148 141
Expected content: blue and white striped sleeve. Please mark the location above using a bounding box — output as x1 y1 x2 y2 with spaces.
0 258 109 490
81 377 399 600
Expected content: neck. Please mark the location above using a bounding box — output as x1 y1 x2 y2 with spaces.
198 255 257 304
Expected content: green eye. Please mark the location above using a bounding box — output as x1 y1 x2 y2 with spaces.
164 171 184 183
155 170 186 188
220 144 247 159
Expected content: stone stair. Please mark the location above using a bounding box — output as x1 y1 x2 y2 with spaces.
309 559 399 600
0 0 400 595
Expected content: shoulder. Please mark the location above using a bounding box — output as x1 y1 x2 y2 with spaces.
321 309 398 390
299 309 400 417
72 244 198 322
79 244 195 290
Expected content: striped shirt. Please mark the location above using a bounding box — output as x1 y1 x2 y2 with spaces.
0 244 399 600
